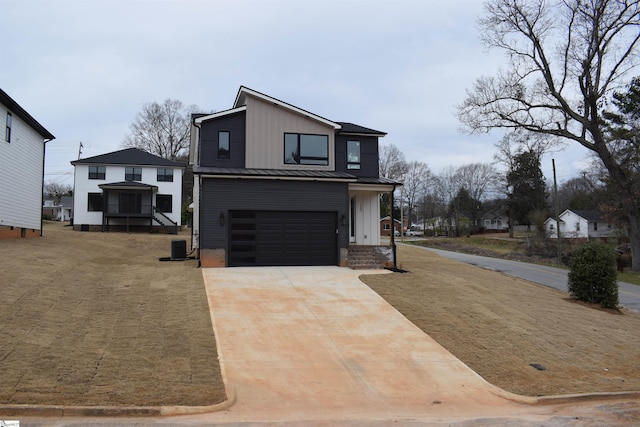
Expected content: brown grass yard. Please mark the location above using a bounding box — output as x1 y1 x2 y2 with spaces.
362 244 640 397
1 223 639 408
0 222 225 407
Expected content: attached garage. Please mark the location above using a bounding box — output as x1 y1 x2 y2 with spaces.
198 176 349 267
228 211 337 266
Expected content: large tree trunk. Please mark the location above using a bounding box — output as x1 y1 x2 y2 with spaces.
596 142 640 271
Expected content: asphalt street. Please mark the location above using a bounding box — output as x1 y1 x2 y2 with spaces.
410 244 640 312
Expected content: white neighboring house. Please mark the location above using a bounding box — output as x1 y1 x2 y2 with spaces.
71 148 184 233
0 88 55 238
43 195 72 221
545 209 617 239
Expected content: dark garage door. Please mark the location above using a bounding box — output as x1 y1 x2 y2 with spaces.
228 211 337 267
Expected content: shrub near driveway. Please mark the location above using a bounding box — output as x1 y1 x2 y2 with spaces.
362 244 640 397
0 222 225 407
568 241 619 309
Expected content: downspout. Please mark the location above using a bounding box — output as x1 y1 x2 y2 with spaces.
390 184 397 270
40 138 54 236
192 121 202 255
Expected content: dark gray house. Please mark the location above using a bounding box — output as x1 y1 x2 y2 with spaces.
189 86 400 268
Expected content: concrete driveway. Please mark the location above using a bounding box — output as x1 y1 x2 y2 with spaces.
196 266 581 424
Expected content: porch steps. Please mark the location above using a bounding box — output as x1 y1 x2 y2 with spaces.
348 246 383 270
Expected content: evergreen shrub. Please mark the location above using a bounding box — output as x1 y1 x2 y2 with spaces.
568 241 619 309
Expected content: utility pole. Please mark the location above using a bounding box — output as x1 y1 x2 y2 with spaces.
77 141 84 160
552 159 561 264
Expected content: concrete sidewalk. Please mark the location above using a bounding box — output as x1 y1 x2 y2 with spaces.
196 266 558 424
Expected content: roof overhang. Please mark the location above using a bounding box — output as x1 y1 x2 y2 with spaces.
98 181 158 191
194 106 247 124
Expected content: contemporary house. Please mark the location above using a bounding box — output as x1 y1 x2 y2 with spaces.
545 209 618 239
190 86 401 268
0 88 55 239
71 148 184 233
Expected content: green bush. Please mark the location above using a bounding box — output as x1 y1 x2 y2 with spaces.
567 241 619 309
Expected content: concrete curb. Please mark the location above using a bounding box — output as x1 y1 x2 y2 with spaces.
0 388 236 418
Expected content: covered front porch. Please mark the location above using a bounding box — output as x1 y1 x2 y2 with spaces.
98 182 177 233
346 179 399 269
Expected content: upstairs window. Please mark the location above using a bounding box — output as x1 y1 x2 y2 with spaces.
347 140 361 170
157 168 173 182
125 167 142 181
218 131 230 159
89 165 106 180
284 133 328 165
5 112 12 142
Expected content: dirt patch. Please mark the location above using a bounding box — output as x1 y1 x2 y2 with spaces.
362 244 640 397
0 222 225 407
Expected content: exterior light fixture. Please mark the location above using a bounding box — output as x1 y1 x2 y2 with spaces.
219 213 225 226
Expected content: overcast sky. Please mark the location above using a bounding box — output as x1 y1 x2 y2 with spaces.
2 0 590 188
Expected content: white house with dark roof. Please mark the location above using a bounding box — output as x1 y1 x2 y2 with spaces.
545 209 619 239
0 88 55 239
71 148 183 232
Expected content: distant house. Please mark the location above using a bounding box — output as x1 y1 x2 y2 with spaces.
380 216 403 236
0 88 55 239
71 148 184 233
545 209 618 239
477 210 509 232
43 195 72 221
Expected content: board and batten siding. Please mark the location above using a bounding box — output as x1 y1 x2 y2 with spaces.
0 110 45 230
200 178 348 250
244 95 336 170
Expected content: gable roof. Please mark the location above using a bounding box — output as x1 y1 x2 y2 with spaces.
234 86 341 129
0 88 55 140
71 148 184 167
570 209 603 221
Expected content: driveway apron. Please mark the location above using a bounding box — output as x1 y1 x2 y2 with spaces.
200 266 535 423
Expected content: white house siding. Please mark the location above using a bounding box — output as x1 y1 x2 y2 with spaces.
349 189 381 246
73 164 183 226
0 110 45 230
244 95 335 170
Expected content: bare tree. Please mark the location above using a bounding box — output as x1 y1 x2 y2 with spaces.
401 161 432 226
44 180 72 203
123 99 200 160
379 143 408 180
458 0 640 269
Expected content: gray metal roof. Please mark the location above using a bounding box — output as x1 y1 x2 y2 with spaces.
0 88 55 140
193 166 402 186
193 166 356 180
72 148 184 167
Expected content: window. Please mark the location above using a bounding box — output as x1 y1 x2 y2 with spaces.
5 112 12 143
157 168 173 182
593 222 598 231
575 222 580 231
347 140 361 170
125 167 142 181
284 133 329 165
88 165 106 180
218 131 230 159
383 223 391 230
156 194 172 213
87 193 103 211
